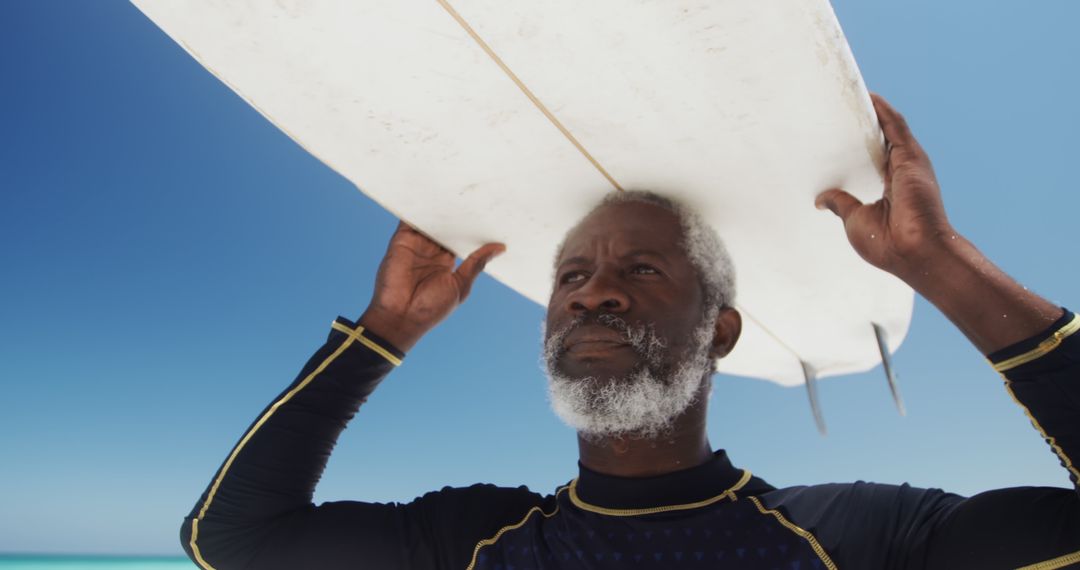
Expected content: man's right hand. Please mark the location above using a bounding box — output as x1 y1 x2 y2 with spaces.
358 222 505 352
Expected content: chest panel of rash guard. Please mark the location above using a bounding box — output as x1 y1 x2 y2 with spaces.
472 495 828 570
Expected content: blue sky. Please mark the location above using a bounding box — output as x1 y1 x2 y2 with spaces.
1 0 1078 556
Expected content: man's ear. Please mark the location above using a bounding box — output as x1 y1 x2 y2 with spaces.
710 307 742 359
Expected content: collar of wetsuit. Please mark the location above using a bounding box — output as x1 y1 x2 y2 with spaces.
574 449 755 510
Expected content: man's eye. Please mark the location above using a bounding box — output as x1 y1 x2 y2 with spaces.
631 264 659 275
561 271 587 284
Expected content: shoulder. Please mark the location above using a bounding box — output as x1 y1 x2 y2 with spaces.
760 481 961 511
401 483 555 568
399 482 553 522
411 483 551 512
752 482 964 569
756 480 964 532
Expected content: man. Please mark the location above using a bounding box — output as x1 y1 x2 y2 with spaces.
180 95 1079 569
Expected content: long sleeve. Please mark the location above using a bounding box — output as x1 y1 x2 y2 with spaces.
764 310 1080 569
179 317 403 569
178 317 546 570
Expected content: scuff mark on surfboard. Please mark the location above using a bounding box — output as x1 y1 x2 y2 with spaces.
487 109 518 128
272 0 314 20
516 17 540 40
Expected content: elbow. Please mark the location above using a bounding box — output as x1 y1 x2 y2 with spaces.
179 516 199 566
178 513 267 570
180 515 224 569
179 515 228 570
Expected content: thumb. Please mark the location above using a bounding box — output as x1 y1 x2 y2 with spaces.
453 242 506 301
815 189 863 222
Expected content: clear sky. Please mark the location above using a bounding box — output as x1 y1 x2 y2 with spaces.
1 0 1077 557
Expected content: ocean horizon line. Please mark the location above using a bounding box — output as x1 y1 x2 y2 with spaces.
0 554 186 560
0 554 195 570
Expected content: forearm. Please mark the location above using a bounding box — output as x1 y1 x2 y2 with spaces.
898 234 1062 354
180 317 404 570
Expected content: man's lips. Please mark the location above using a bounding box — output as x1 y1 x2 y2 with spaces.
563 327 631 353
567 340 632 352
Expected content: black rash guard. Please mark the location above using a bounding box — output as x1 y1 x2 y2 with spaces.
180 311 1080 570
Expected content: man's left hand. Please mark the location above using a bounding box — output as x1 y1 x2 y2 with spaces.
815 93 955 282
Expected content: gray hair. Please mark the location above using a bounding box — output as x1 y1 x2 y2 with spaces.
555 190 736 309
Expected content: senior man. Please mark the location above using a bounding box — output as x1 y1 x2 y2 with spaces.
181 96 1079 569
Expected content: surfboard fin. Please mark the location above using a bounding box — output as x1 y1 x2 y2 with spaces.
873 322 905 416
801 361 827 436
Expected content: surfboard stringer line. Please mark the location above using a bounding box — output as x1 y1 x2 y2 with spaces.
435 0 624 192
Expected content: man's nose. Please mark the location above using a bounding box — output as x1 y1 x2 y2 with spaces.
566 269 630 314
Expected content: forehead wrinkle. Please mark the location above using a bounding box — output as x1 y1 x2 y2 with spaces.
558 213 681 260
557 255 590 269
622 248 675 262
559 247 671 264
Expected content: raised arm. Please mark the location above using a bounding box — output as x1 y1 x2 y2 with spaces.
179 224 527 570
816 94 1062 352
817 94 1080 568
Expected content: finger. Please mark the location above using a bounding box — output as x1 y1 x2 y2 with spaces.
391 222 456 258
393 220 419 236
815 189 863 222
389 221 420 247
453 243 507 300
396 222 441 245
870 93 923 161
382 221 412 256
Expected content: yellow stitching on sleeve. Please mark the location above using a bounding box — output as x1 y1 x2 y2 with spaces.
993 314 1080 372
331 321 403 366
465 486 568 570
1015 548 1080 570
748 496 838 570
1002 376 1080 484
189 332 359 570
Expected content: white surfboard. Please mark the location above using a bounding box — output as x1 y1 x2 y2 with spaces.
131 1 913 403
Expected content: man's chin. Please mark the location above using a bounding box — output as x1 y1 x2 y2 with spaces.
545 362 699 441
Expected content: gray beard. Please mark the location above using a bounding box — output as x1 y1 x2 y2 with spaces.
541 306 719 441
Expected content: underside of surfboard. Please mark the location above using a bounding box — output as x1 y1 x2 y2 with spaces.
131 0 914 428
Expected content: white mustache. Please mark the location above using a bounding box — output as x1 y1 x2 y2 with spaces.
543 314 668 367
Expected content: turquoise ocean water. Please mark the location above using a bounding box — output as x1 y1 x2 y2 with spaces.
0 557 196 570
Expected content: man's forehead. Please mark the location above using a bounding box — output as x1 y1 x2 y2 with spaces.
559 201 684 259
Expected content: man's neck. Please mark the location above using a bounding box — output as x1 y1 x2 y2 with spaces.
576 400 713 478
